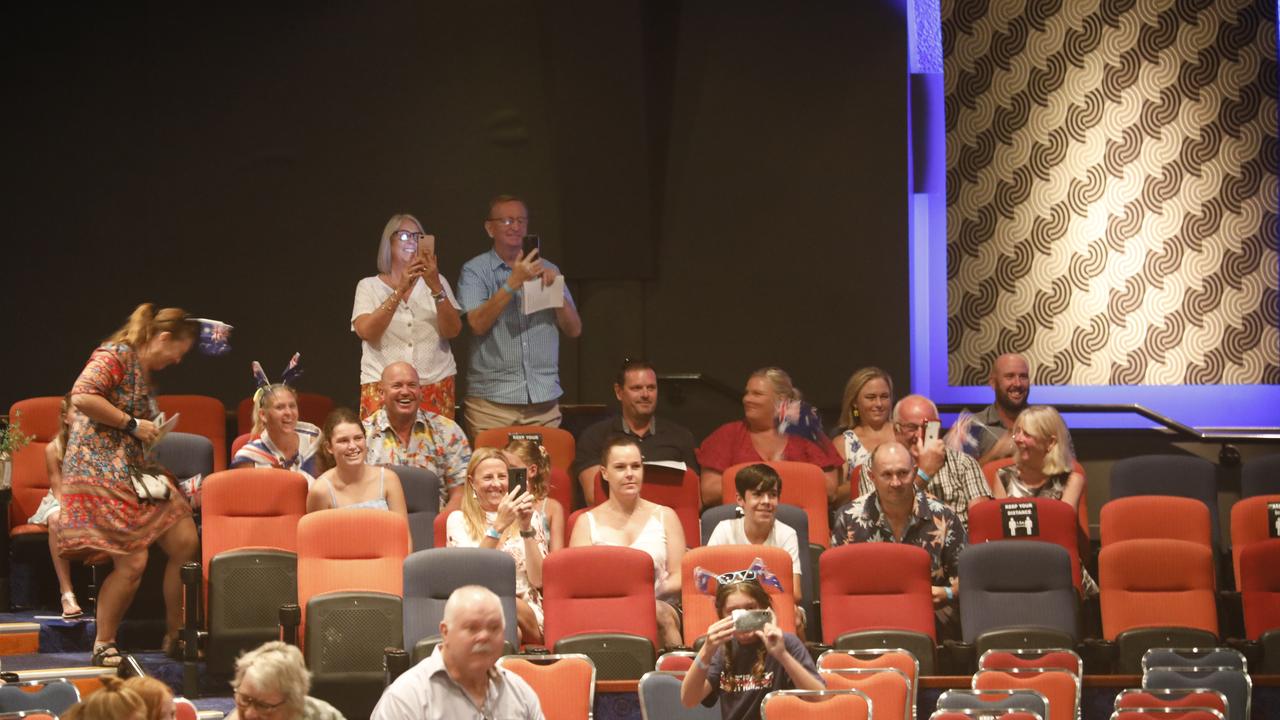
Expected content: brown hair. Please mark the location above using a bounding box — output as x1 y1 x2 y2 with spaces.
504 438 552 500
714 579 773 682
122 676 173 720
315 407 363 473
487 194 527 217
63 676 147 720
105 303 200 349
838 366 894 430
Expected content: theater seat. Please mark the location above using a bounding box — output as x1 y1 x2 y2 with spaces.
960 542 1078 654
967 497 1083 593
1239 539 1280 672
759 689 872 720
156 394 227 471
498 654 595 719
401 547 519 661
475 425 575 473
1229 494 1280 588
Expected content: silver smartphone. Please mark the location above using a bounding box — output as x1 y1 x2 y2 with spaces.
924 420 940 443
731 609 771 633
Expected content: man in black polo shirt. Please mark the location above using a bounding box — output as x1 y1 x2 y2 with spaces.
572 359 699 504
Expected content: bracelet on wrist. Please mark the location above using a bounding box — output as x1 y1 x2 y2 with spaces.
519 528 536 539
944 586 954 601
484 526 502 541
499 283 514 296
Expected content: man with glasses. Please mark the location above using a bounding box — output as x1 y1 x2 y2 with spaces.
570 359 698 504
372 585 544 720
853 395 990 526
832 441 966 638
458 195 582 436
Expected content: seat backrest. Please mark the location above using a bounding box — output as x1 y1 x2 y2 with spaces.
655 651 696 672
1114 687 1229 715
402 547 519 651
231 432 253 459
1241 453 1280 498
546 466 575 521
978 649 1083 677
1099 539 1218 641
237 393 334 435
542 545 659 648
596 465 701 546
1101 496 1213 548
390 466 442 552
982 457 1090 536
723 461 830 548
7 441 50 532
1110 710 1223 720
973 669 1079 720
1108 455 1219 546
1239 538 1280 640
297 509 409 608
967 497 1082 591
154 431 215 479
700 504 813 620
475 425 575 472
681 545 797 646
816 648 919 709
959 542 1078 644
819 544 936 644
639 671 720 720
1141 667 1251 720
155 394 228 471
1141 647 1246 673
930 712 1044 720
0 679 80 714
201 469 309 577
819 667 911 720
8 397 63 440
760 689 872 720
1229 494 1280 588
936 689 1049 718
174 697 199 720
498 654 596 719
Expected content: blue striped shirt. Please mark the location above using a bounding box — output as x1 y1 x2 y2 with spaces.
458 249 573 404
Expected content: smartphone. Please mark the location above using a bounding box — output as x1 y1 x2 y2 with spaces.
521 234 541 258
925 420 940 443
508 467 528 496
731 609 772 633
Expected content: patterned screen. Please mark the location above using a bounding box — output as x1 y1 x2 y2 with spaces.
944 0 1278 387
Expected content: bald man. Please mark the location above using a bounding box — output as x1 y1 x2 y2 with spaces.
372 585 544 720
973 353 1031 464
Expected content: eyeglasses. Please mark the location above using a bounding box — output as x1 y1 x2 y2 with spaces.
394 231 426 244
895 422 924 434
487 216 528 227
234 691 286 714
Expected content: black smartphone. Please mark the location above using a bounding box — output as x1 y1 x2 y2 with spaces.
521 234 540 258
508 466 528 496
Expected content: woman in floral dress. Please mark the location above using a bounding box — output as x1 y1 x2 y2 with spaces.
59 304 201 666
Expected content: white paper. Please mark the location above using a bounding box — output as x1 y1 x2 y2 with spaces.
644 460 687 471
522 276 565 314
146 411 181 452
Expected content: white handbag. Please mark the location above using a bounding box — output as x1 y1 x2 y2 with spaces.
130 470 171 502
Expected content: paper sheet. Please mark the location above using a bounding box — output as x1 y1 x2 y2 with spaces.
522 275 565 314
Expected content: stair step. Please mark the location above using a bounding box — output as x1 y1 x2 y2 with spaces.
0 622 41 655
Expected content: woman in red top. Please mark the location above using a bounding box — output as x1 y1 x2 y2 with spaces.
697 367 841 507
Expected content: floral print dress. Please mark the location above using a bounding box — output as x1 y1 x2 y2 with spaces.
58 343 191 558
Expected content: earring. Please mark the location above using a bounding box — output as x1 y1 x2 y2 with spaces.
852 408 860 420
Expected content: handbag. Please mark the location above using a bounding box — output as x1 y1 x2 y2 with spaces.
130 469 171 502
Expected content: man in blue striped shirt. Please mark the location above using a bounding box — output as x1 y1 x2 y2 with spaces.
458 195 582 435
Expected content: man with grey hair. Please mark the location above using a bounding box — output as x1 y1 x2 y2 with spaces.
855 394 990 526
372 585 544 720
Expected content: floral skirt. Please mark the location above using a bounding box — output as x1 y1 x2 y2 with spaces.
359 375 456 420
58 474 191 558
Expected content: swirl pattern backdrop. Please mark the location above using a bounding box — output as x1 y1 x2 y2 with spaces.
944 0 1278 386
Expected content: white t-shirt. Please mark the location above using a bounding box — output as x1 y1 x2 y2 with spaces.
706 517 802 578
351 275 462 385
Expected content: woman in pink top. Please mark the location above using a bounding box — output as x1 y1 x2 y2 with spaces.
697 367 841 506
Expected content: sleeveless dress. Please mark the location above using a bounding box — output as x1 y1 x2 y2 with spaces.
327 467 390 510
446 509 548 627
586 506 671 597
59 344 191 558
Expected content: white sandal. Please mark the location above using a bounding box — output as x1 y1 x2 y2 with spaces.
60 592 83 620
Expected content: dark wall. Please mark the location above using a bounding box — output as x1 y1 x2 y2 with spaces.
3 1 908 440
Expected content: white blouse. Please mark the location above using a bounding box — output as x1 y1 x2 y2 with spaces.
351 275 462 385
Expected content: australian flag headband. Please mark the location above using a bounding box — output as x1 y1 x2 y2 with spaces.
251 353 304 406
693 557 785 595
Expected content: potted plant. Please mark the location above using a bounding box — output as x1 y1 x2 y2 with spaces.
0 412 32 491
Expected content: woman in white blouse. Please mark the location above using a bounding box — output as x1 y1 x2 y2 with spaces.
351 213 463 419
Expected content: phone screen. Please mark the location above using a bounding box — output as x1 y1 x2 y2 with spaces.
508 467 528 496
521 234 540 258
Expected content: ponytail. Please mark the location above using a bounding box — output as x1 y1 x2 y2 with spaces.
105 303 199 349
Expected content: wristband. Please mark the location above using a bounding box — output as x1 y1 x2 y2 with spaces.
944 586 954 601
499 283 514 295
484 527 502 541
519 528 536 539
916 468 933 484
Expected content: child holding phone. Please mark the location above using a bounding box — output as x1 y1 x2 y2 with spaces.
503 438 566 551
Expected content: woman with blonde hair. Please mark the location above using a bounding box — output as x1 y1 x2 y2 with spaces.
63 676 147 720
232 382 322 483
992 405 1084 510
503 437 566 551
228 641 346 719
697 367 841 505
59 304 201 667
446 447 546 642
832 367 895 501
351 213 463 420
122 676 175 720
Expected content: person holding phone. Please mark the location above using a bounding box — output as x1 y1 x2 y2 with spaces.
503 438 566 551
351 213 463 420
852 394 990 526
457 195 582 436
446 448 547 643
679 574 822 720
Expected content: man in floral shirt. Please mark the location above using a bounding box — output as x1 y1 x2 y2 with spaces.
364 362 472 511
833 441 966 638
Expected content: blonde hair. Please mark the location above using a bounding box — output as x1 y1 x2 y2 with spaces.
63 676 147 720
461 448 517 543
252 384 298 436
122 676 173 720
1013 405 1074 476
504 438 552 500
233 641 311 715
838 367 894 429
377 213 425 273
749 367 801 402
104 303 200 349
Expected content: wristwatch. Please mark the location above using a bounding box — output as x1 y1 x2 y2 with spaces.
123 416 138 435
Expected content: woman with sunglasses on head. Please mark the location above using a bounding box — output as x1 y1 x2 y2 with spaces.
352 213 463 420
58 304 201 668
680 572 822 720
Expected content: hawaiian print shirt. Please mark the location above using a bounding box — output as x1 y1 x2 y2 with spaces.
364 408 471 507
